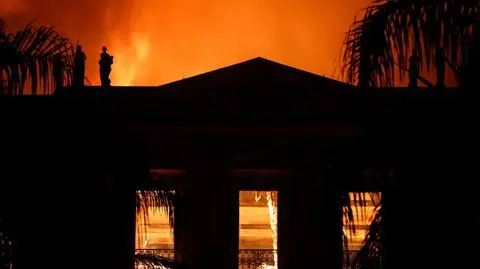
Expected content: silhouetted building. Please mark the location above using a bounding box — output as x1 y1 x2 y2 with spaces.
0 57 478 269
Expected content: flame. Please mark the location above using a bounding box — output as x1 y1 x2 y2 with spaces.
110 34 151 86
97 0 372 86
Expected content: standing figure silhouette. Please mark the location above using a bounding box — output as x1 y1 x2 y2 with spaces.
408 52 420 88
73 45 86 87
99 46 114 87
53 54 64 91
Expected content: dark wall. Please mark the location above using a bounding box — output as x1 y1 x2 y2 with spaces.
2 90 480 269
0 97 147 269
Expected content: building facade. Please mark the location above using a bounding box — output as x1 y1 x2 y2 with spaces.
0 58 478 269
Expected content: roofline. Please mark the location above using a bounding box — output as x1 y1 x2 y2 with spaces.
155 56 352 88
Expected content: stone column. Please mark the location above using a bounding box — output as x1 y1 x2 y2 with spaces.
174 167 212 268
212 169 238 269
279 168 318 269
106 181 137 269
176 162 236 269
280 167 343 269
277 177 293 269
315 184 343 269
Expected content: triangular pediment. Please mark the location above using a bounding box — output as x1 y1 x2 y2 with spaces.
156 57 353 97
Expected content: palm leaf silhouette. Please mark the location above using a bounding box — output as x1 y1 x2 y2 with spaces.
342 0 479 87
0 18 74 94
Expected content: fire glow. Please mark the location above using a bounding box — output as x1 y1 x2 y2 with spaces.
2 0 371 86
105 0 370 86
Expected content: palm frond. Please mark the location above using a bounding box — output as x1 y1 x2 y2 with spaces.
342 0 480 87
136 190 175 226
341 189 382 269
0 18 74 95
134 253 176 269
342 192 381 247
458 21 480 87
350 196 383 269
136 190 175 248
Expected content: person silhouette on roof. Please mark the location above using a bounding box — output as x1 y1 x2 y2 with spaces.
408 51 420 88
73 45 86 87
53 54 64 91
99 46 114 87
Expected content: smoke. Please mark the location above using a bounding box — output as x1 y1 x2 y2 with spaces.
1 0 369 86
1 0 29 15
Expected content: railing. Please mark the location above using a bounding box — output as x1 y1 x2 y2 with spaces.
238 249 277 269
134 248 381 269
135 249 175 260
343 250 383 269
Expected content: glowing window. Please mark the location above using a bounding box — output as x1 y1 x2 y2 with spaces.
135 190 175 260
239 190 278 269
343 192 381 250
342 192 382 269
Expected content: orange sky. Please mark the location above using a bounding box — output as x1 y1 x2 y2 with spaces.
2 0 370 86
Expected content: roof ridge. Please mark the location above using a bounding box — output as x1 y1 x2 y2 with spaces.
157 57 350 88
